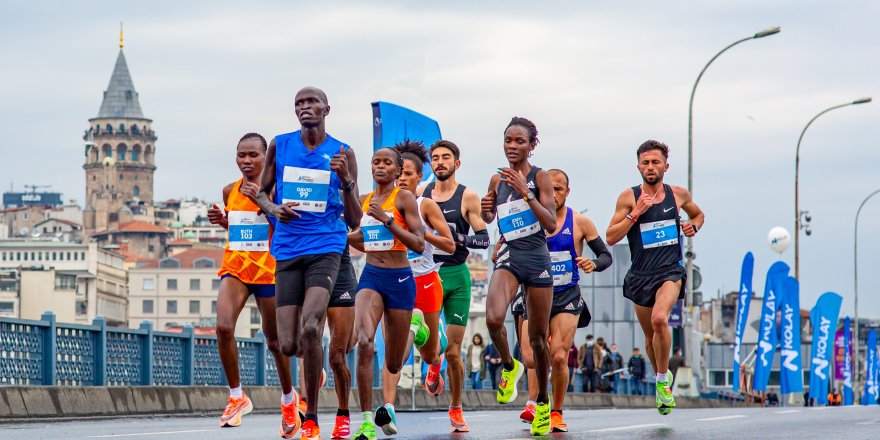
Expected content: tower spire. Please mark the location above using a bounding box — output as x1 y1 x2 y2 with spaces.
119 22 124 48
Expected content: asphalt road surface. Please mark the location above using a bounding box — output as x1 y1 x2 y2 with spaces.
2 406 879 439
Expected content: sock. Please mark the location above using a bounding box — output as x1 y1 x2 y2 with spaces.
503 361 515 371
449 405 462 411
527 400 536 406
362 411 373 423
551 409 562 415
301 396 309 404
337 408 350 417
657 372 668 383
304 413 318 424
385 402 395 411
281 391 295 405
229 386 243 399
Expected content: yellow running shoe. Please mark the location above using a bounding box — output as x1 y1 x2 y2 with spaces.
531 402 551 436
496 359 524 404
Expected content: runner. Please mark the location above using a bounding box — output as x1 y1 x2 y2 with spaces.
421 140 490 432
348 147 425 440
256 87 361 440
480 117 557 436
605 140 704 415
207 133 298 436
517 168 613 431
381 141 456 409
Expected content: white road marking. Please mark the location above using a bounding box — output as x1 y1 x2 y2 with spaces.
695 415 746 421
775 409 800 414
588 423 667 432
88 430 212 438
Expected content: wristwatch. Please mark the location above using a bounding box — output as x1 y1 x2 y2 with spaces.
626 213 637 223
524 191 536 202
383 217 394 228
342 180 355 192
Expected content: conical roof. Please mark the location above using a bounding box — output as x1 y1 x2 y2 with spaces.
96 49 144 119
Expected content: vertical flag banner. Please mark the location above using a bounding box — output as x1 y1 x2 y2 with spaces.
808 292 843 405
779 276 803 395
732 252 755 393
754 261 790 392
842 316 853 405
834 329 846 381
371 101 442 183
860 330 877 405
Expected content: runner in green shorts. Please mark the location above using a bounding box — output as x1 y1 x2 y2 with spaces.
421 140 489 432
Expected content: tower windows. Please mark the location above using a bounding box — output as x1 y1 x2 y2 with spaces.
133 186 140 197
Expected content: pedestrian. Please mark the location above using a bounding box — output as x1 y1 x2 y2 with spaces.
668 346 685 383
608 344 624 394
628 347 647 395
598 342 614 393
483 342 502 390
578 335 598 393
567 343 579 392
467 334 486 390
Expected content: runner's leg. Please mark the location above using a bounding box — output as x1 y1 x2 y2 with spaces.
549 313 578 410
327 307 354 411
216 277 250 390
649 280 682 376
256 295 293 394
524 284 552 405
355 290 385 412
300 286 331 418
485 269 520 366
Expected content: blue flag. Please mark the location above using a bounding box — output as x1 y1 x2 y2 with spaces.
753 261 790 392
842 316 853 405
861 330 877 405
808 292 843 405
371 101 442 183
778 276 803 395
732 252 754 393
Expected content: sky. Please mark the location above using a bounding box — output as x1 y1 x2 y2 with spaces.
1 1 878 319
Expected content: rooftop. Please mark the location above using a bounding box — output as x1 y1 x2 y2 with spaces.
0 241 87 249
95 49 145 119
137 248 224 270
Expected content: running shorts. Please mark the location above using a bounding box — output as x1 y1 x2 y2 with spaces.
220 274 275 298
275 253 341 307
414 271 443 314
622 264 686 307
494 243 552 288
439 263 471 326
356 264 416 311
329 253 357 308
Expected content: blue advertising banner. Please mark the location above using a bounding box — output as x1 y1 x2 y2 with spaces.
842 316 853 405
371 101 442 183
778 276 803 395
808 292 843 405
732 252 754 393
753 261 790 392
860 330 877 405
668 300 683 327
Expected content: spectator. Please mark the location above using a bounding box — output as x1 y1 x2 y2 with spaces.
828 389 842 406
767 388 779 406
467 333 486 390
668 346 685 382
578 335 598 392
627 347 647 395
567 343 579 392
598 341 614 393
608 344 624 394
483 342 502 390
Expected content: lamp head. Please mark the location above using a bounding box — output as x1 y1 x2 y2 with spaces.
853 97 872 105
754 26 781 38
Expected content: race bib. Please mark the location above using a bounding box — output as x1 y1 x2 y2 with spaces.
281 166 330 213
361 212 395 251
640 219 679 249
408 249 429 267
497 199 540 241
227 211 269 251
550 250 573 287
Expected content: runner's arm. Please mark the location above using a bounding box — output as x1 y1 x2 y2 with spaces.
575 213 612 272
347 229 366 252
674 185 704 237
336 147 362 229
255 138 298 222
480 174 501 224
208 183 234 229
422 199 456 254
606 189 636 245
532 169 557 233
462 188 490 249
393 189 426 254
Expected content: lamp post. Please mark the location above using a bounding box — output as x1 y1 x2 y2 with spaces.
794 97 872 280
685 26 781 359
853 188 880 401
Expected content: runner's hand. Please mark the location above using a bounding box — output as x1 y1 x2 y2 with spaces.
498 167 529 198
576 257 597 273
681 221 697 237
367 202 391 224
330 146 351 184
272 202 301 222
481 190 497 213
631 191 657 217
239 182 259 200
207 204 225 225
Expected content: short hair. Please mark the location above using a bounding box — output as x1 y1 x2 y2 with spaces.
394 140 429 176
586 334 594 339
506 116 539 146
637 140 669 159
238 132 267 151
430 140 460 160
548 169 569 188
376 147 404 176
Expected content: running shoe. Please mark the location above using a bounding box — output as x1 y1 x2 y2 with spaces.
298 369 328 420
411 310 429 348
331 415 351 440
439 328 448 354
550 410 568 432
496 359 524 404
280 390 301 438
219 393 253 427
531 402 551 436
353 419 376 440
519 401 536 423
374 403 398 435
448 407 470 433
301 419 321 440
424 357 445 396
656 372 676 415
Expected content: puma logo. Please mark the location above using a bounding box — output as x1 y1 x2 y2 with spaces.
454 313 464 320
398 276 411 283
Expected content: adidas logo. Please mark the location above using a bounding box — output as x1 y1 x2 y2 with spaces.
538 270 550 279
339 292 352 300
565 302 576 311
562 227 572 235
527 181 535 189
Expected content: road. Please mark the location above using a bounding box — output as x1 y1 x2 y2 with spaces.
2 406 879 439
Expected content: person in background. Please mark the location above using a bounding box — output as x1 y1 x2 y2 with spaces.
567 343 579 392
668 346 685 383
578 335 598 393
627 347 647 396
467 334 487 390
483 342 502 390
608 343 624 394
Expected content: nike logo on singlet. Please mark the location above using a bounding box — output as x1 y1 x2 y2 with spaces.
398 276 411 283
442 209 456 214
664 207 675 213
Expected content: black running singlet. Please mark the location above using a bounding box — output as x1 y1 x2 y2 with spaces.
495 166 546 251
424 183 471 266
625 184 683 273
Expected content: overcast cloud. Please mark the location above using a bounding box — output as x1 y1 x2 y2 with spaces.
1 1 878 318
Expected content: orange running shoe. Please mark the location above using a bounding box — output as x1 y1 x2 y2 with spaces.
424 358 445 396
301 419 321 440
519 401 536 423
280 389 301 439
219 393 253 427
551 410 568 432
448 406 470 433
331 415 351 439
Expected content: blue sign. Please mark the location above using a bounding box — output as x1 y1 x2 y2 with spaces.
842 316 853 405
668 300 683 328
371 101 442 184
808 292 843 405
753 261 790 392
778 276 803 395
861 330 877 405
732 252 754 393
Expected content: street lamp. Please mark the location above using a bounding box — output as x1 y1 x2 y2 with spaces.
853 188 880 401
685 26 781 358
794 97 872 279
